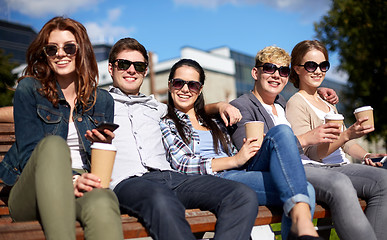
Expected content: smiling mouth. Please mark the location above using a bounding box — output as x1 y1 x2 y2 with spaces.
268 81 280 86
123 76 136 81
56 60 70 65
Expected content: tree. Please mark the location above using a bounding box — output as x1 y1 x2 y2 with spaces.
315 0 387 149
0 49 18 107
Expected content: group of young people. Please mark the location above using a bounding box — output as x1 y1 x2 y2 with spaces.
0 16 386 240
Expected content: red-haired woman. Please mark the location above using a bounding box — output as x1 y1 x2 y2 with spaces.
0 17 123 240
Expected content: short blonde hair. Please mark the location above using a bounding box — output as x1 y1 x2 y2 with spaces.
255 46 291 67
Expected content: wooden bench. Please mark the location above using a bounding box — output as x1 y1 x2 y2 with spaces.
0 121 366 239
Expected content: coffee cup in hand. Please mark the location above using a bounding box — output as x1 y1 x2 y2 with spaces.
353 106 374 128
91 142 117 188
324 113 344 130
244 121 264 146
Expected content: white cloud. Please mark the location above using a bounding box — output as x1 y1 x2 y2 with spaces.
4 0 100 17
173 0 331 21
84 21 135 45
107 8 121 22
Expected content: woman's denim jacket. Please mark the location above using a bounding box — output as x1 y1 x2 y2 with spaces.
0 77 114 186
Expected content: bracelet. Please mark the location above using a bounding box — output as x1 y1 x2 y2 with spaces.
362 153 371 161
72 175 80 186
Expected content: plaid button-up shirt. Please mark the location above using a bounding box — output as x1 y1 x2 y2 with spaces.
160 109 237 175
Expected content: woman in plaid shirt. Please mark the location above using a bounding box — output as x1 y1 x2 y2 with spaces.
160 58 321 240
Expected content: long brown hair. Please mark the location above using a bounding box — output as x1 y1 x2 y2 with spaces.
21 16 98 111
166 59 231 155
290 40 329 88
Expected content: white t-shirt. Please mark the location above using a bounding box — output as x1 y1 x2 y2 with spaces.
261 102 291 127
67 122 86 169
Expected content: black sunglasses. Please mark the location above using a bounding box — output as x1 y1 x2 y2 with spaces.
298 61 330 73
112 59 147 72
256 63 290 77
43 43 78 57
169 78 202 93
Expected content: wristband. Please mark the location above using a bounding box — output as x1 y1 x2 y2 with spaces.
72 175 80 186
362 153 371 161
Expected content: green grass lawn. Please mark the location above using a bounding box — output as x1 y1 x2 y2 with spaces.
271 220 340 239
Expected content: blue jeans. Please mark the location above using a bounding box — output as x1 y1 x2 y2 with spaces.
305 163 387 240
217 125 314 239
114 170 258 240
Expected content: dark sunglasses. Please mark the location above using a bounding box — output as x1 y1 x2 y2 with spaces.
43 43 78 57
256 63 290 77
298 61 330 73
169 78 202 93
112 59 147 72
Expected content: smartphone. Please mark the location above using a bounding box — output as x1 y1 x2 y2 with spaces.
95 121 119 135
371 156 387 163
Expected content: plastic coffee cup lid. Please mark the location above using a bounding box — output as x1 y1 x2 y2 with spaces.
91 142 117 151
244 121 264 125
353 106 373 114
325 113 344 120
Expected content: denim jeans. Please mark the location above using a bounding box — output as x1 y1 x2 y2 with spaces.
217 125 314 239
113 170 258 240
305 163 387 240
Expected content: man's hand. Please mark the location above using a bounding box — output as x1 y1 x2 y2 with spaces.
318 87 339 105
218 102 242 126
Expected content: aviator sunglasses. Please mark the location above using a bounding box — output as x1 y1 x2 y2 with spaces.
43 43 78 57
112 59 147 72
257 63 290 77
169 78 202 93
298 61 330 73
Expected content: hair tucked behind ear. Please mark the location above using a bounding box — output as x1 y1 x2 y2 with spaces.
165 59 231 155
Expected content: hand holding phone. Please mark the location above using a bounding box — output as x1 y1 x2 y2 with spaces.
95 122 119 136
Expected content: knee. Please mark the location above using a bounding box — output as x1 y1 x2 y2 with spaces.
266 125 296 143
323 174 356 201
34 135 70 166
36 136 69 159
230 183 259 209
82 189 120 216
268 125 293 136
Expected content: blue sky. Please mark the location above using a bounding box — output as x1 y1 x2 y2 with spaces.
1 0 346 82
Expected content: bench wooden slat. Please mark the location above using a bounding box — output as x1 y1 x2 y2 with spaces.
0 123 15 133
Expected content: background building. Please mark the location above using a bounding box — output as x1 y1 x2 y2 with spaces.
0 19 37 64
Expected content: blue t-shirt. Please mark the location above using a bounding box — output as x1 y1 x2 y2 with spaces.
196 130 229 159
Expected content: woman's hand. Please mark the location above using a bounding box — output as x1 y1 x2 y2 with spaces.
233 138 260 167
218 102 242 127
85 129 114 144
298 123 341 147
363 153 387 167
73 173 102 197
343 117 374 141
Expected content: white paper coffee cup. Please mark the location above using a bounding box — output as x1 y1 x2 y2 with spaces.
91 143 117 188
324 113 344 127
354 106 374 127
